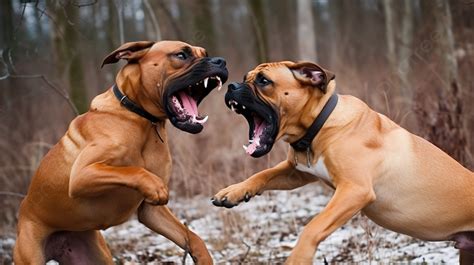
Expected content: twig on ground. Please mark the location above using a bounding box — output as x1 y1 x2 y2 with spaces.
239 240 251 263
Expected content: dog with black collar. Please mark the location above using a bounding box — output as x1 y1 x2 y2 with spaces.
212 60 474 264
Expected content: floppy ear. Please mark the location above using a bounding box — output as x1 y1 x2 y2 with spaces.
288 61 335 93
101 41 155 68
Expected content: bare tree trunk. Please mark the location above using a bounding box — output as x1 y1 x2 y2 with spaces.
48 1 87 113
383 0 396 72
247 0 268 63
143 0 161 41
398 0 414 98
297 0 317 62
383 0 414 110
115 0 125 43
416 0 469 168
0 0 14 79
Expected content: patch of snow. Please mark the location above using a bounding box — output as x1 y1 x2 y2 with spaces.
1 184 459 263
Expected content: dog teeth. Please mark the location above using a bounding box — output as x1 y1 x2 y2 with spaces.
204 77 209 88
242 145 248 151
216 76 222 91
200 115 208 123
242 105 246 109
231 105 236 112
192 115 209 124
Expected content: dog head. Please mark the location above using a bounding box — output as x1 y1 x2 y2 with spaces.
225 61 335 157
102 40 228 134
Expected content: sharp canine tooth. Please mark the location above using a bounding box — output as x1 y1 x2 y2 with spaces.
242 145 248 151
216 76 222 91
204 77 209 88
200 115 209 123
231 105 236 112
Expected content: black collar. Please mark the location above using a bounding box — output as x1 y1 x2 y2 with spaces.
290 93 339 152
113 84 164 142
113 84 160 124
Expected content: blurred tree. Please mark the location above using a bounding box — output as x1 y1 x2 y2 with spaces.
416 0 469 167
383 0 414 102
247 0 268 63
297 0 317 62
0 1 14 49
47 1 87 113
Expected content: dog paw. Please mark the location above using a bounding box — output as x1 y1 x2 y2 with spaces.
211 182 257 208
141 178 169 205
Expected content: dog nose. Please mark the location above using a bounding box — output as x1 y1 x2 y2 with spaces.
210 57 226 67
228 82 240 91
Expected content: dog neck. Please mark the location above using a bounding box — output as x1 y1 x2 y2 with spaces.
115 65 167 120
282 82 337 145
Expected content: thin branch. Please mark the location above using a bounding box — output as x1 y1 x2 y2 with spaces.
72 0 98 8
14 3 27 36
34 5 66 39
7 48 17 74
0 50 9 80
143 0 162 41
9 74 79 116
239 240 251 263
0 191 26 198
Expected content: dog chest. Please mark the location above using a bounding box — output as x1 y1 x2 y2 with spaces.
295 156 334 186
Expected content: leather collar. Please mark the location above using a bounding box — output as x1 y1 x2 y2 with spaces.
112 84 160 124
290 93 339 152
113 84 164 142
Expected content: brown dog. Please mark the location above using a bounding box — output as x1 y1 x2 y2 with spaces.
13 40 228 264
212 61 474 264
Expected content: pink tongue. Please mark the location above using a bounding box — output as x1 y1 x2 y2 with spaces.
246 120 265 155
178 91 198 116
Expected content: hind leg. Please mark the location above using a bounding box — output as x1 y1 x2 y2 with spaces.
14 219 51 265
45 230 113 265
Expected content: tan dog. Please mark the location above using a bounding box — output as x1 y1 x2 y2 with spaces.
14 40 228 264
212 61 474 264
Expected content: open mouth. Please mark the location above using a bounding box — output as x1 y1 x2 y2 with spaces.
169 76 222 123
165 72 227 134
225 92 278 157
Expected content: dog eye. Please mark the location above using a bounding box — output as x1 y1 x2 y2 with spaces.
256 74 272 87
175 52 187 60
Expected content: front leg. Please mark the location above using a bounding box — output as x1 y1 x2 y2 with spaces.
212 160 316 208
286 182 376 264
137 204 212 265
69 162 169 205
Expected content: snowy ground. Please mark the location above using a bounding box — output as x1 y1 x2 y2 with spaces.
104 184 458 264
1 184 459 264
